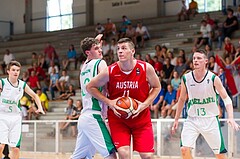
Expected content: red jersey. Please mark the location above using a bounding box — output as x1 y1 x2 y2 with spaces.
107 60 151 122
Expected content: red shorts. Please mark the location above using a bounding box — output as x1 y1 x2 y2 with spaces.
108 110 154 152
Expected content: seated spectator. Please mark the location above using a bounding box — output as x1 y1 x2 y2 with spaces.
60 98 75 136
38 53 48 70
56 84 76 100
104 18 117 39
62 44 77 70
223 37 236 60
101 39 110 56
48 60 59 75
151 80 165 119
125 23 136 45
95 23 105 36
178 49 187 64
59 69 70 94
208 55 216 72
145 54 154 66
178 0 188 21
161 84 177 118
204 44 215 61
187 0 198 19
194 20 212 49
162 57 174 83
174 56 187 77
28 62 46 81
36 89 49 113
154 44 162 60
20 95 31 120
43 68 60 100
28 70 41 92
67 99 83 137
118 15 131 39
222 8 239 40
110 38 118 62
31 52 38 66
171 71 181 91
0 49 15 74
135 21 150 48
135 53 143 61
153 56 163 76
167 50 177 66
21 71 29 83
44 42 59 66
28 99 40 120
233 5 240 21
203 13 215 28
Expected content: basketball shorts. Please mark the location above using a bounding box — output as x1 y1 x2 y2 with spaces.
108 114 154 153
71 111 116 159
181 116 227 154
0 113 22 148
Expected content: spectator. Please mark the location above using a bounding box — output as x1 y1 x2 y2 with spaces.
48 60 59 75
110 38 118 62
101 39 110 56
36 89 49 113
163 57 174 83
0 49 15 74
59 69 70 94
171 71 181 91
68 99 83 137
28 70 41 92
208 56 216 72
135 21 150 48
44 42 59 66
28 62 46 81
135 53 143 61
194 20 212 49
218 68 227 120
60 98 75 135
56 84 76 100
145 54 154 66
223 37 236 60
31 52 38 66
95 23 105 35
38 53 48 70
203 13 215 28
21 71 29 83
167 50 177 66
161 84 177 118
222 8 239 40
151 81 165 119
174 56 187 77
125 23 136 45
104 18 117 39
153 56 163 76
205 44 215 60
118 15 131 39
187 0 198 19
178 0 188 21
233 5 240 21
154 44 162 60
178 49 187 64
62 44 77 70
20 95 31 120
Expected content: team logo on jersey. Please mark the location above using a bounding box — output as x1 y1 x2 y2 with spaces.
19 87 21 92
190 84 195 86
136 68 140 75
207 79 210 84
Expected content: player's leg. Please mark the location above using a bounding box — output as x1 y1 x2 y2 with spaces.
133 121 154 159
201 117 227 159
10 147 20 159
181 117 200 159
0 144 4 159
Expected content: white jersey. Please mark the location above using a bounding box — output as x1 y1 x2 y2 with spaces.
80 59 105 114
183 71 219 117
0 78 26 115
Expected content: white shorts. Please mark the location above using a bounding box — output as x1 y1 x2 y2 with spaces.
0 113 22 148
71 111 115 159
181 116 227 154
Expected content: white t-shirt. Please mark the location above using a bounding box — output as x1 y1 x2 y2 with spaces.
3 53 15 64
200 24 212 38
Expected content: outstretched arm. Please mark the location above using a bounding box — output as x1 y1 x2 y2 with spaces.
214 75 239 131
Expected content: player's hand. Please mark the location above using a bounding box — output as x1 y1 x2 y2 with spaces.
35 109 45 115
132 100 144 119
171 119 179 134
109 98 121 118
227 118 240 131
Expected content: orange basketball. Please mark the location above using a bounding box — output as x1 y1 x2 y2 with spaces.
116 97 138 119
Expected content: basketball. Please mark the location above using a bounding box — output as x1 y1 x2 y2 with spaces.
116 97 138 119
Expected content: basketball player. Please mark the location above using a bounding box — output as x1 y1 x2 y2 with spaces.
0 61 45 159
71 34 117 159
87 38 161 159
172 50 239 159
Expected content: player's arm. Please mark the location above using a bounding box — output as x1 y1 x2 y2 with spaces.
24 84 45 114
214 75 239 131
172 78 187 133
137 63 161 113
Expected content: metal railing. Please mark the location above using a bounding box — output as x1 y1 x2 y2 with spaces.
21 118 240 158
